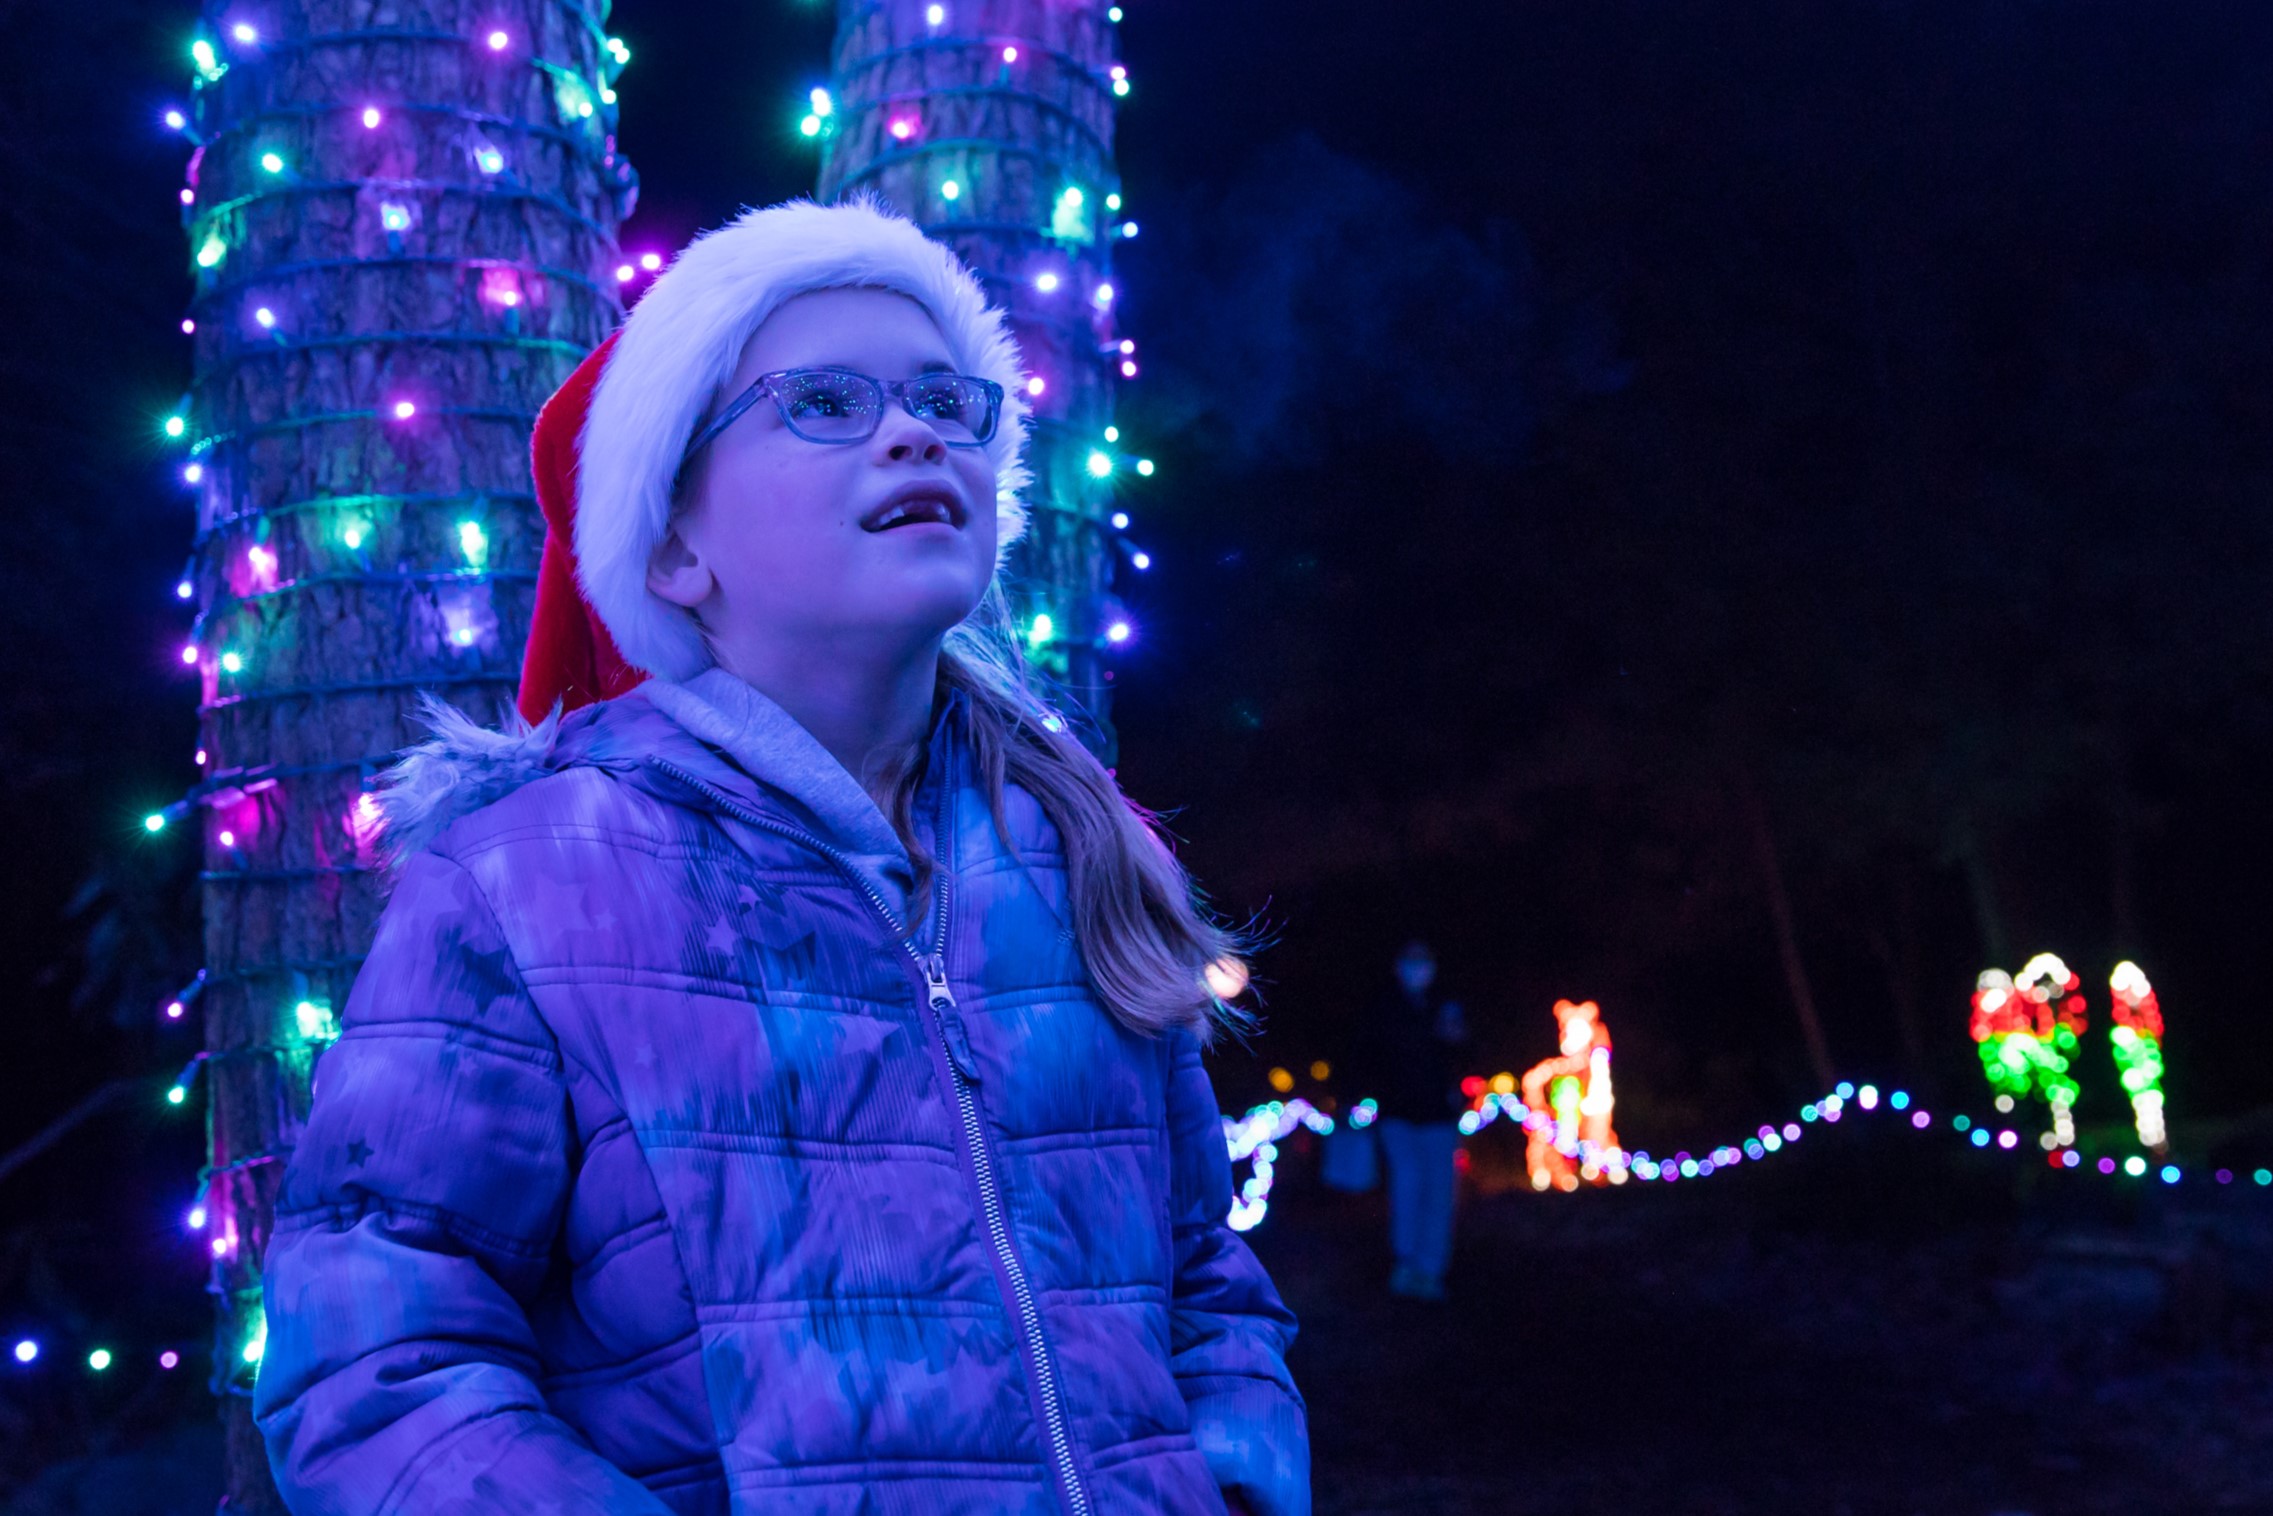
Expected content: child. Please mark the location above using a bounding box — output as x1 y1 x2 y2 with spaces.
253 195 1309 1516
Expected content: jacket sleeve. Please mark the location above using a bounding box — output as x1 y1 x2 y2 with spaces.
253 849 672 1516
1164 1029 1311 1516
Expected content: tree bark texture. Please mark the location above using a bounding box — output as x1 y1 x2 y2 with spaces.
816 0 1128 763
179 5 631 1507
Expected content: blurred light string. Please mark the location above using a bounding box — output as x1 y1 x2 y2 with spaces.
1221 1078 2273 1234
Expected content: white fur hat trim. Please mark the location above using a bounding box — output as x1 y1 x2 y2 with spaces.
574 191 1034 679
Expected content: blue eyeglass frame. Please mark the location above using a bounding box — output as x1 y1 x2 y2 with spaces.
676 366 1004 480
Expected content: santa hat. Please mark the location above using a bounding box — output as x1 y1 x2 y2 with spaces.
517 192 1035 723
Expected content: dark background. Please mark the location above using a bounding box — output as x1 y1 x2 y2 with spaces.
5 0 2272 1504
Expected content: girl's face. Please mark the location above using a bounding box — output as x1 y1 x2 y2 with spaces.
648 286 999 655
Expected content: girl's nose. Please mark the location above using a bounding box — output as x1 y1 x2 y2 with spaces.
875 409 949 463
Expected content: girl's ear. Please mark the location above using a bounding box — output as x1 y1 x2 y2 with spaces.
646 523 715 610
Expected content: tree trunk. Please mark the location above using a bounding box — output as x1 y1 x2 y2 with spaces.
815 0 1129 763
1741 785 1837 1091
1865 868 1931 1095
1957 821 2012 970
180 6 631 1506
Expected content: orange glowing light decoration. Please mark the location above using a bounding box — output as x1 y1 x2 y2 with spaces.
1520 999 1622 1191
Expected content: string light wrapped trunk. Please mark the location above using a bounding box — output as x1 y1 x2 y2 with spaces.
814 0 1135 760
172 4 632 1505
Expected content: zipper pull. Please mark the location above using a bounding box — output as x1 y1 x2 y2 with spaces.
922 953 982 1082
921 951 956 1010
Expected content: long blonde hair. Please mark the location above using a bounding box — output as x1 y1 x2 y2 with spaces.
878 583 1259 1046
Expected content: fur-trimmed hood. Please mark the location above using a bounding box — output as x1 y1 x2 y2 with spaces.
369 687 734 875
369 676 956 926
370 694 574 870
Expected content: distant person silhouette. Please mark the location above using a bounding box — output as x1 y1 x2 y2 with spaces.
1352 939 1468 1300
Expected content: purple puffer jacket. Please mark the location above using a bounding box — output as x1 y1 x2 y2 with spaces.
253 683 1308 1515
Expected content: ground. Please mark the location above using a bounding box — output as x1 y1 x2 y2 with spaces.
1249 1121 2273 1515
7 1123 2270 1514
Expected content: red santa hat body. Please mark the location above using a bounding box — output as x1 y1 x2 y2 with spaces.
517 192 1034 723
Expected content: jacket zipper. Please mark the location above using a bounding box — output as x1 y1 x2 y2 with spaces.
646 757 1092 1516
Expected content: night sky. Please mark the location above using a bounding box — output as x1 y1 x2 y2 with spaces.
6 1 2273 1379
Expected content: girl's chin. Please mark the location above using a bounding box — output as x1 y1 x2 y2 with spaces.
846 563 989 625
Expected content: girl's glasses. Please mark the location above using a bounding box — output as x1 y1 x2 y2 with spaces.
678 366 1004 478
